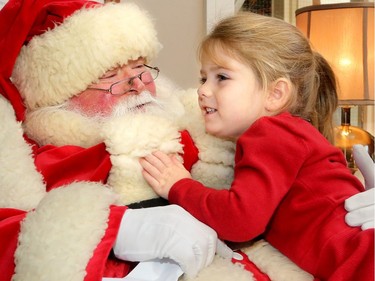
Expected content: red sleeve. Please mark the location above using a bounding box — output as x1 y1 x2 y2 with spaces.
34 143 112 191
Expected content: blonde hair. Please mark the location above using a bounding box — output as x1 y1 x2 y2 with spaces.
199 12 338 143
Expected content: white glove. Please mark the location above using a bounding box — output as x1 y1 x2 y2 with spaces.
345 145 374 230
113 205 223 278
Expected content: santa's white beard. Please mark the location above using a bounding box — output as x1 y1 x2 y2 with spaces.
23 89 185 148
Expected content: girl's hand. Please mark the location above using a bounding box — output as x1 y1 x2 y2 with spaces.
140 151 192 199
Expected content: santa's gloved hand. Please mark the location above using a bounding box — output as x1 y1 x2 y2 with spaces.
113 205 218 278
345 145 374 230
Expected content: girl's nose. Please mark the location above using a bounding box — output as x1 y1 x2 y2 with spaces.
197 84 211 98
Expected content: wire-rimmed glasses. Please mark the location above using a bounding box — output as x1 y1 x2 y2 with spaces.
87 65 160 96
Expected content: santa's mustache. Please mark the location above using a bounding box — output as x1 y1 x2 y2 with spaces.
110 91 164 117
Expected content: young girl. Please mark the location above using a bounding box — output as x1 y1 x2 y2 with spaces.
140 12 374 280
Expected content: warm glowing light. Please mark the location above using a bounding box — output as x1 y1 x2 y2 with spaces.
296 3 374 105
339 58 352 67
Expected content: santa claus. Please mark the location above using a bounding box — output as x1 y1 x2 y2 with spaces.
0 0 372 281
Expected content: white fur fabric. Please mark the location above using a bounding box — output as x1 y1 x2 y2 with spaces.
103 114 183 205
24 107 103 148
243 240 313 281
13 182 120 281
184 255 254 281
0 96 46 210
186 239 315 281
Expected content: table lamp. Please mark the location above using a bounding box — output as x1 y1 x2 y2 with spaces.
296 2 374 173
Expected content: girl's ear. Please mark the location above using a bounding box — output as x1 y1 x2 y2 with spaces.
265 78 292 113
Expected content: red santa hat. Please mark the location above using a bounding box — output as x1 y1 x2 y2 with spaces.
0 0 161 121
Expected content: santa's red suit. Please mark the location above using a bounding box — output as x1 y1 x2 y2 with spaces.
0 1 314 280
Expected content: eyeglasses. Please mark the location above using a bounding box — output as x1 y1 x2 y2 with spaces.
87 65 160 96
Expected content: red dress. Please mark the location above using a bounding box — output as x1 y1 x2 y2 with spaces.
168 112 374 281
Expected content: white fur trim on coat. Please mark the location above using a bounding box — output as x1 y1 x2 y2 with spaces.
184 255 255 281
12 182 120 281
243 239 314 281
12 2 161 111
0 96 46 210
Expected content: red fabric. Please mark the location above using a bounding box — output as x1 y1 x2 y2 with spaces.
180 130 199 171
0 0 99 121
33 131 198 191
169 112 374 280
85 205 129 280
232 250 270 281
0 209 27 281
34 143 112 190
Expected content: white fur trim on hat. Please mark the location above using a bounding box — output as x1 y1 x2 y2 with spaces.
12 2 161 110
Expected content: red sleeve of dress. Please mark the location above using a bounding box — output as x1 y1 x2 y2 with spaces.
34 143 112 191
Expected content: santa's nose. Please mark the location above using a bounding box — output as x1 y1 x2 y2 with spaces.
126 76 146 94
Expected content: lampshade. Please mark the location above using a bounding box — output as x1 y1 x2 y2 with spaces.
296 3 374 173
296 3 374 105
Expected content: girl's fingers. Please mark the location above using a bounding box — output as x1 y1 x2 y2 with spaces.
143 153 165 171
141 169 160 188
140 157 162 178
152 151 173 165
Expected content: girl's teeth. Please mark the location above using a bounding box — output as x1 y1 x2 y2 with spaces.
206 108 216 113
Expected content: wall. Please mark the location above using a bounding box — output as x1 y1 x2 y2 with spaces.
128 0 241 89
129 0 206 89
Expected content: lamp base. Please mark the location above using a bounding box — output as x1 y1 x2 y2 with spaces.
334 125 374 173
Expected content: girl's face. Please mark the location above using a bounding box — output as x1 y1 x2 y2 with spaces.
198 50 269 140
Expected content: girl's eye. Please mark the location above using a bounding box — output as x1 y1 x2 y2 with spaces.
199 77 207 84
217 74 229 81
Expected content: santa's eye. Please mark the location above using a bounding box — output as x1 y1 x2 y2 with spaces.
99 69 118 81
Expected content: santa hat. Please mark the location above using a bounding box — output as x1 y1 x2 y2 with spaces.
0 0 161 121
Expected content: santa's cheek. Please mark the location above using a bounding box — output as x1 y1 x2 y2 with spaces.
146 83 157 96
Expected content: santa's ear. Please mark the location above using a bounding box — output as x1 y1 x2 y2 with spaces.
265 78 291 113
